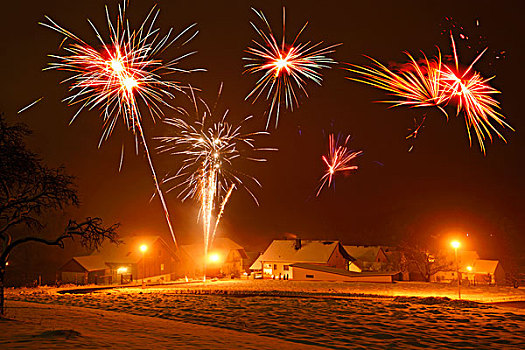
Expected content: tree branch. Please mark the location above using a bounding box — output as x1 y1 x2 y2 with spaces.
0 217 119 265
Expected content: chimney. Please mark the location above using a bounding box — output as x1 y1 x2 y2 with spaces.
294 239 302 250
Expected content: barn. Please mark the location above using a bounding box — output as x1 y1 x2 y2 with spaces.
58 235 179 285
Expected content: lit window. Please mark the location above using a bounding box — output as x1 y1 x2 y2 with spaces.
160 264 164 271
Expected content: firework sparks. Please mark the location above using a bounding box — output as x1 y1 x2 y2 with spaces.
158 88 274 278
440 35 511 152
18 97 44 114
406 115 427 140
42 2 202 247
406 115 427 152
317 134 362 196
244 7 339 128
347 51 448 113
347 34 513 153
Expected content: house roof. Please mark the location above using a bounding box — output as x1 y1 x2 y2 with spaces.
343 246 383 262
92 235 168 264
245 251 261 266
181 237 245 264
472 259 500 274
72 255 107 272
68 235 175 271
290 263 397 277
250 240 353 270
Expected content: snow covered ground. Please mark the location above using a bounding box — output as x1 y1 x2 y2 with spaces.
1 301 322 349
4 280 525 349
139 279 525 302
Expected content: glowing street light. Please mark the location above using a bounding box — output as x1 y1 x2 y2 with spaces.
117 266 128 274
451 240 461 299
140 244 148 287
208 253 220 263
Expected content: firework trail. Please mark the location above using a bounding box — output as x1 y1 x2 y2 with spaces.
244 7 339 128
158 87 274 278
347 34 513 153
17 97 44 114
406 115 427 152
41 2 202 247
317 133 362 196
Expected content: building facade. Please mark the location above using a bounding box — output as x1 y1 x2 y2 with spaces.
250 239 356 280
58 235 179 285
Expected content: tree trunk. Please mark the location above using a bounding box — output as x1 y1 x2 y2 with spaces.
0 270 5 316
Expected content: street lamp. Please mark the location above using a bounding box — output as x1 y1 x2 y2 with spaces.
450 240 461 299
140 244 148 287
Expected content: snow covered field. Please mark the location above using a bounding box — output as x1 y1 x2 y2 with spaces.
4 280 525 349
1 301 322 349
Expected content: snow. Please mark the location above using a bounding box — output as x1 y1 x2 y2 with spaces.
1 301 322 349
4 280 525 349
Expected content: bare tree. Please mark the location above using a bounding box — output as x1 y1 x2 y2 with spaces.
399 240 452 282
0 115 119 315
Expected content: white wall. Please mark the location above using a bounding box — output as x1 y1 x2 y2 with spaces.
292 267 392 282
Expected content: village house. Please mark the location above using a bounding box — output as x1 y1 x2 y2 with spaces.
250 239 360 279
179 237 251 278
430 250 506 285
462 259 506 285
343 245 389 272
432 250 479 283
58 235 179 285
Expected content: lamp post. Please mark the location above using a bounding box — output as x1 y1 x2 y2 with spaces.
451 240 461 299
140 244 148 287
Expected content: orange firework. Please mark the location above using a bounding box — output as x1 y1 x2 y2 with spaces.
439 35 512 152
347 34 513 153
244 7 339 127
317 134 362 196
348 51 447 113
42 2 201 247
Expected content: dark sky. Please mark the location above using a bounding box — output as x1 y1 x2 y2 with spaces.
2 0 524 260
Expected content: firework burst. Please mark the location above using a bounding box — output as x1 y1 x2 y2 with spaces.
347 51 447 113
42 2 202 247
347 34 513 153
317 134 362 196
158 88 274 278
244 7 339 128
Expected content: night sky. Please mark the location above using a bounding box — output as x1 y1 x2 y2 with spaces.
2 0 524 262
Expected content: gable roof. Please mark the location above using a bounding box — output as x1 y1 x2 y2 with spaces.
93 235 169 264
472 259 500 274
343 246 384 262
66 235 176 272
250 240 353 269
181 237 245 264
72 255 107 272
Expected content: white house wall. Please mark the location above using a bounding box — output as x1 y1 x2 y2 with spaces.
291 267 393 282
